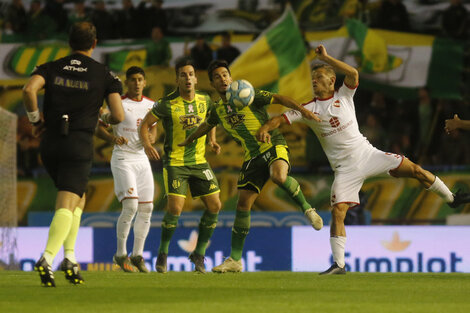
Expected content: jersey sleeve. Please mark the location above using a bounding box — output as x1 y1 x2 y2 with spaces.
282 109 302 125
151 99 166 120
31 63 48 79
104 69 123 96
337 82 358 100
251 89 274 109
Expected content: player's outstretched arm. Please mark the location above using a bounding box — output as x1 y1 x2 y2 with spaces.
103 93 125 125
273 94 321 122
139 112 160 160
256 115 287 143
315 44 359 88
23 75 46 137
445 114 470 133
178 121 214 147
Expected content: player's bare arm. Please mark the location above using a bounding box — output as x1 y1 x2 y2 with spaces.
148 124 157 144
101 93 125 125
178 121 214 146
95 123 128 145
445 114 470 133
315 44 359 88
22 74 46 137
256 115 287 143
207 126 221 155
272 94 321 122
139 112 160 160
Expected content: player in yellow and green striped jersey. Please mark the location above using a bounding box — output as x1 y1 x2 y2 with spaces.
179 59 323 273
139 57 221 274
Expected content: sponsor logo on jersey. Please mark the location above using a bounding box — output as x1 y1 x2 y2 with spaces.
225 113 245 129
127 188 134 195
333 100 341 108
329 117 340 128
198 103 206 113
172 179 181 189
179 114 202 130
63 65 88 72
54 76 89 90
71 59 81 65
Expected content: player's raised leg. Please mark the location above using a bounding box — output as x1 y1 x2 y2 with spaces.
390 158 470 208
320 202 348 275
270 158 323 230
212 190 257 273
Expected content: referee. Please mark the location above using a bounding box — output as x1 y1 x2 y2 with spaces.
22 22 124 287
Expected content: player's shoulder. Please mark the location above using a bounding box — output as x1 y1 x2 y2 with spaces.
161 89 179 102
195 90 210 97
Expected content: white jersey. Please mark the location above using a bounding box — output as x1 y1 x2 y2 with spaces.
283 83 373 172
112 95 154 159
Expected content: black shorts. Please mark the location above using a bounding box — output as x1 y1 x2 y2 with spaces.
40 130 93 196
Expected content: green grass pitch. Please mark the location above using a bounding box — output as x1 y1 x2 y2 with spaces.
1 271 470 313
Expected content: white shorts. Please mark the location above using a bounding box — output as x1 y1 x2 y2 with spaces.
330 149 403 207
110 154 154 202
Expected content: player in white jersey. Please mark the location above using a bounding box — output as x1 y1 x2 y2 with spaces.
257 45 470 275
96 66 156 273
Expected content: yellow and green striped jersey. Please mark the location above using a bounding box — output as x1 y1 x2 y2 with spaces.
207 89 287 161
151 89 213 166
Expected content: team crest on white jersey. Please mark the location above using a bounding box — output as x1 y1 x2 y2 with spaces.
333 100 341 108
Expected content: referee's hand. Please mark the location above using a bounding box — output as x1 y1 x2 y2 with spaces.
32 120 45 138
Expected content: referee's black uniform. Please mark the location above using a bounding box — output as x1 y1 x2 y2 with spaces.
33 53 122 196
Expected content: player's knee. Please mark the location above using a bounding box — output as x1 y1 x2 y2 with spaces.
122 198 138 214
270 171 287 186
138 202 153 214
207 198 222 213
331 206 347 224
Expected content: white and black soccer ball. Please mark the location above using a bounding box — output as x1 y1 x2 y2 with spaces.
226 79 255 109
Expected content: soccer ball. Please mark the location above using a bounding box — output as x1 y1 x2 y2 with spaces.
226 79 255 109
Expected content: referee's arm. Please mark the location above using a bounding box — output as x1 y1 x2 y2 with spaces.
104 93 125 124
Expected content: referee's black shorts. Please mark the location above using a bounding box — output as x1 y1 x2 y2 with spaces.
40 130 94 197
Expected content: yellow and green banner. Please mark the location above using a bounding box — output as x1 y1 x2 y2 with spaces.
230 5 313 108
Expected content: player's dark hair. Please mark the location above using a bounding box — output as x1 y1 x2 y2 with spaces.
312 63 336 77
126 66 145 78
207 59 231 81
175 56 195 76
69 22 97 52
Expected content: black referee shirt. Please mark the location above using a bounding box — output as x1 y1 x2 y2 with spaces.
32 53 122 133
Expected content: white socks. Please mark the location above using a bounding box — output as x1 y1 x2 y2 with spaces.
427 176 454 203
116 199 138 256
132 202 153 257
330 236 347 268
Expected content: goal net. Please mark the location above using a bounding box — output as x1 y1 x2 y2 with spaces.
0 107 18 270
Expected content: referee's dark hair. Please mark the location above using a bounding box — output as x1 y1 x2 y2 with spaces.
69 22 97 52
175 56 195 76
208 59 231 81
126 66 145 78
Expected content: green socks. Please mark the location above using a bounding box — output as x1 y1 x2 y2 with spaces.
44 208 73 264
230 210 251 261
194 210 218 256
63 207 83 264
158 212 179 254
280 176 311 213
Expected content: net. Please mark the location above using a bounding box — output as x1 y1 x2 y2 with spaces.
0 107 18 270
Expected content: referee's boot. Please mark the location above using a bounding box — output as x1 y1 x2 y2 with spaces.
305 208 323 231
319 262 346 275
60 258 85 285
156 252 168 273
189 252 206 274
449 190 470 208
34 256 56 287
